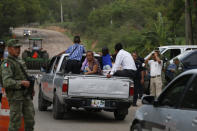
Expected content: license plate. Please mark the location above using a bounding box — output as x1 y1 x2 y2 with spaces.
91 100 105 108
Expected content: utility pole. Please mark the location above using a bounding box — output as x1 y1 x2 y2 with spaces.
185 0 194 45
60 0 63 23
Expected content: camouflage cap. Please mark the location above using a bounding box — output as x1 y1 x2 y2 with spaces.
6 39 22 47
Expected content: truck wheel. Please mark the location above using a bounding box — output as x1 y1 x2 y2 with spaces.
53 94 64 119
114 109 128 120
38 88 49 111
130 123 142 131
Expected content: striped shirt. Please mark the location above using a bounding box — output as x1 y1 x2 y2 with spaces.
66 43 85 61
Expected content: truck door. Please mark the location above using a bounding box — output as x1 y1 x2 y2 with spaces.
47 56 61 99
41 57 56 99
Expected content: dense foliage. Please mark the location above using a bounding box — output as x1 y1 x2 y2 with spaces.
60 0 197 55
0 0 197 55
0 0 59 37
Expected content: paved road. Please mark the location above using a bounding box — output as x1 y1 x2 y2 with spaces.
13 27 139 131
33 84 138 131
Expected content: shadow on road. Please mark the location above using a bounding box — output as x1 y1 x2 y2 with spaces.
38 108 127 124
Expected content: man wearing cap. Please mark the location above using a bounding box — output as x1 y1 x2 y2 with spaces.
0 39 35 131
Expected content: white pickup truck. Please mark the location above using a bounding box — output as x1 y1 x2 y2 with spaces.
38 54 134 120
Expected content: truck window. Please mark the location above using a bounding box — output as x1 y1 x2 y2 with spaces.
60 56 69 73
47 57 57 73
163 49 181 60
52 57 61 73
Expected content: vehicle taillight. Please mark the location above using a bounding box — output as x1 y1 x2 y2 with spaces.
129 88 134 96
62 83 68 93
62 80 68 94
129 83 134 96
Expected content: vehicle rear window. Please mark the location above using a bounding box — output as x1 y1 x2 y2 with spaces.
181 52 197 66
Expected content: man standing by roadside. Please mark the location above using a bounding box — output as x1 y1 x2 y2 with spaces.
145 51 163 97
132 52 145 106
0 39 35 131
107 43 137 78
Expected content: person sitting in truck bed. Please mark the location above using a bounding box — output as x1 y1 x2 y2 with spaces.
107 43 137 78
81 51 101 75
102 47 112 70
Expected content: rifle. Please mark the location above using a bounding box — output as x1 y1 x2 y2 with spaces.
19 66 35 100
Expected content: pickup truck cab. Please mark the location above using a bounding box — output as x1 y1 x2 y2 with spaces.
38 54 134 120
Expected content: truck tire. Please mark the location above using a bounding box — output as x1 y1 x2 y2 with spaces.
114 109 128 120
53 94 64 119
130 123 142 131
38 88 49 111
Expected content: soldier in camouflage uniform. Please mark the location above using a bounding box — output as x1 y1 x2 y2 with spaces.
0 39 35 131
164 58 184 85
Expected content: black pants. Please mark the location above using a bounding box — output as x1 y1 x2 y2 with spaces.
65 60 81 74
133 78 144 105
114 69 136 79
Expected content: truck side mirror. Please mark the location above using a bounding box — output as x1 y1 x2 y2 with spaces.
142 96 155 105
40 67 46 72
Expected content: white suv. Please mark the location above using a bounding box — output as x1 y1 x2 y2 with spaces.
145 45 197 61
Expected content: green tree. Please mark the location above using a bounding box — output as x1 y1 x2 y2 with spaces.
0 0 42 37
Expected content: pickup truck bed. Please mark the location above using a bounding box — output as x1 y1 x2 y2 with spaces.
38 54 134 120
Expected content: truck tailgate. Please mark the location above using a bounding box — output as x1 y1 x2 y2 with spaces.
67 76 131 99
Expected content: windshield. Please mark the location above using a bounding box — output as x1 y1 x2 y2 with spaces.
158 47 166 54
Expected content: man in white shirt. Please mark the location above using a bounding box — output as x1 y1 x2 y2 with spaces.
145 51 163 97
107 43 137 78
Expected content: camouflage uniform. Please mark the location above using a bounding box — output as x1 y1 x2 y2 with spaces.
0 39 35 131
164 61 184 86
174 63 184 76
